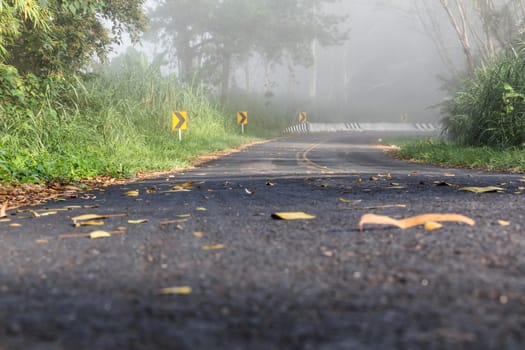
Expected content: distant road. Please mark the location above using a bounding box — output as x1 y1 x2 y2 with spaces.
1 132 524 349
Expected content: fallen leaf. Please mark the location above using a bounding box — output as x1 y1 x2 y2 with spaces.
71 213 127 224
444 173 456 177
124 190 140 197
89 230 112 239
266 182 276 186
271 212 317 220
339 198 363 205
9 223 22 228
158 286 192 295
38 211 58 217
434 181 453 187
498 220 511 226
518 178 525 183
245 188 256 195
196 207 207 211
0 218 10 223
172 181 194 189
459 186 505 193
159 219 189 225
128 219 149 224
75 220 105 227
202 244 225 251
35 239 49 244
0 201 8 218
177 214 191 218
424 221 443 231
359 213 475 232
193 231 204 237
369 176 380 181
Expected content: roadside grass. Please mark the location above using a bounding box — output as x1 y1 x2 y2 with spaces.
0 54 271 184
391 137 525 173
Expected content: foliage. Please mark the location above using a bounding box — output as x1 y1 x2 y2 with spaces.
0 50 262 184
2 0 147 75
443 50 525 148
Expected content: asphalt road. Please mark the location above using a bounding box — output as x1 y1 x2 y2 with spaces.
1 132 525 350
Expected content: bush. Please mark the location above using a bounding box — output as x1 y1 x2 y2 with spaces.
444 52 525 148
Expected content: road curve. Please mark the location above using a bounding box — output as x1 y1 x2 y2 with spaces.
1 132 524 349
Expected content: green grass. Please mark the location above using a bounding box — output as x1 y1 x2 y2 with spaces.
0 53 272 184
392 137 525 173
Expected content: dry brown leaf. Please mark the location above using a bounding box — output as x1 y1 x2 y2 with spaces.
444 173 456 177
71 213 127 223
89 230 112 239
9 223 22 228
0 201 8 218
193 231 204 238
172 181 194 189
359 213 475 232
0 218 11 223
128 219 149 224
271 212 316 220
202 244 225 251
124 190 140 197
75 220 105 227
459 186 505 193
498 220 511 227
158 286 192 295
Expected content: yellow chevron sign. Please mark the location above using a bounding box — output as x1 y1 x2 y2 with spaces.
172 111 188 130
298 112 307 123
237 111 248 125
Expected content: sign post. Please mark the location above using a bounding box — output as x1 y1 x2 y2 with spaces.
172 111 188 141
237 111 248 134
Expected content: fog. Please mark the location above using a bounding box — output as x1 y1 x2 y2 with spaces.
113 0 468 123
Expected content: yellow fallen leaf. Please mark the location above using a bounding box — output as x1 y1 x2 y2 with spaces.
196 207 207 211
128 219 149 224
71 213 127 224
202 244 225 251
38 211 58 217
172 181 194 189
75 220 105 227
459 186 505 193
35 239 49 244
339 198 363 205
498 220 511 226
444 173 456 177
72 214 106 222
9 223 22 228
0 218 11 223
124 190 140 197
518 178 525 183
89 231 112 239
359 213 475 232
0 201 8 218
177 214 191 218
424 221 443 231
271 212 317 220
158 286 192 295
193 231 204 238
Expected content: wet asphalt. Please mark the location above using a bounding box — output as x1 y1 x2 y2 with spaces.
1 132 525 350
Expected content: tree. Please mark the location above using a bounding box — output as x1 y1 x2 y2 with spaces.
2 0 147 75
148 0 347 101
415 0 525 74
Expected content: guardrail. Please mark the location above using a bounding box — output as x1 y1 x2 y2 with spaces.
282 122 438 134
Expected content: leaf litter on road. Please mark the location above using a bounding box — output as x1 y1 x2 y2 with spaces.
271 212 316 220
158 286 192 295
202 244 225 251
359 213 476 232
459 186 505 193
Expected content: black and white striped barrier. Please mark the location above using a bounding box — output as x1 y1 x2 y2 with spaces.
283 122 438 134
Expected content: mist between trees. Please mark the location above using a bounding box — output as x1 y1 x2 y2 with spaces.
1 0 525 183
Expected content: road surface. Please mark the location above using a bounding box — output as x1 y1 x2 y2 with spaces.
1 132 524 349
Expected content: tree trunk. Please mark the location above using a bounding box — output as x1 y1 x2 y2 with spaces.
220 52 232 105
309 39 318 99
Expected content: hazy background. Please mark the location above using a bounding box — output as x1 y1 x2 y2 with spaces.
112 0 467 123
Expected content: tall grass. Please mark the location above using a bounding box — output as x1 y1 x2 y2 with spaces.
444 51 525 148
0 51 261 183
